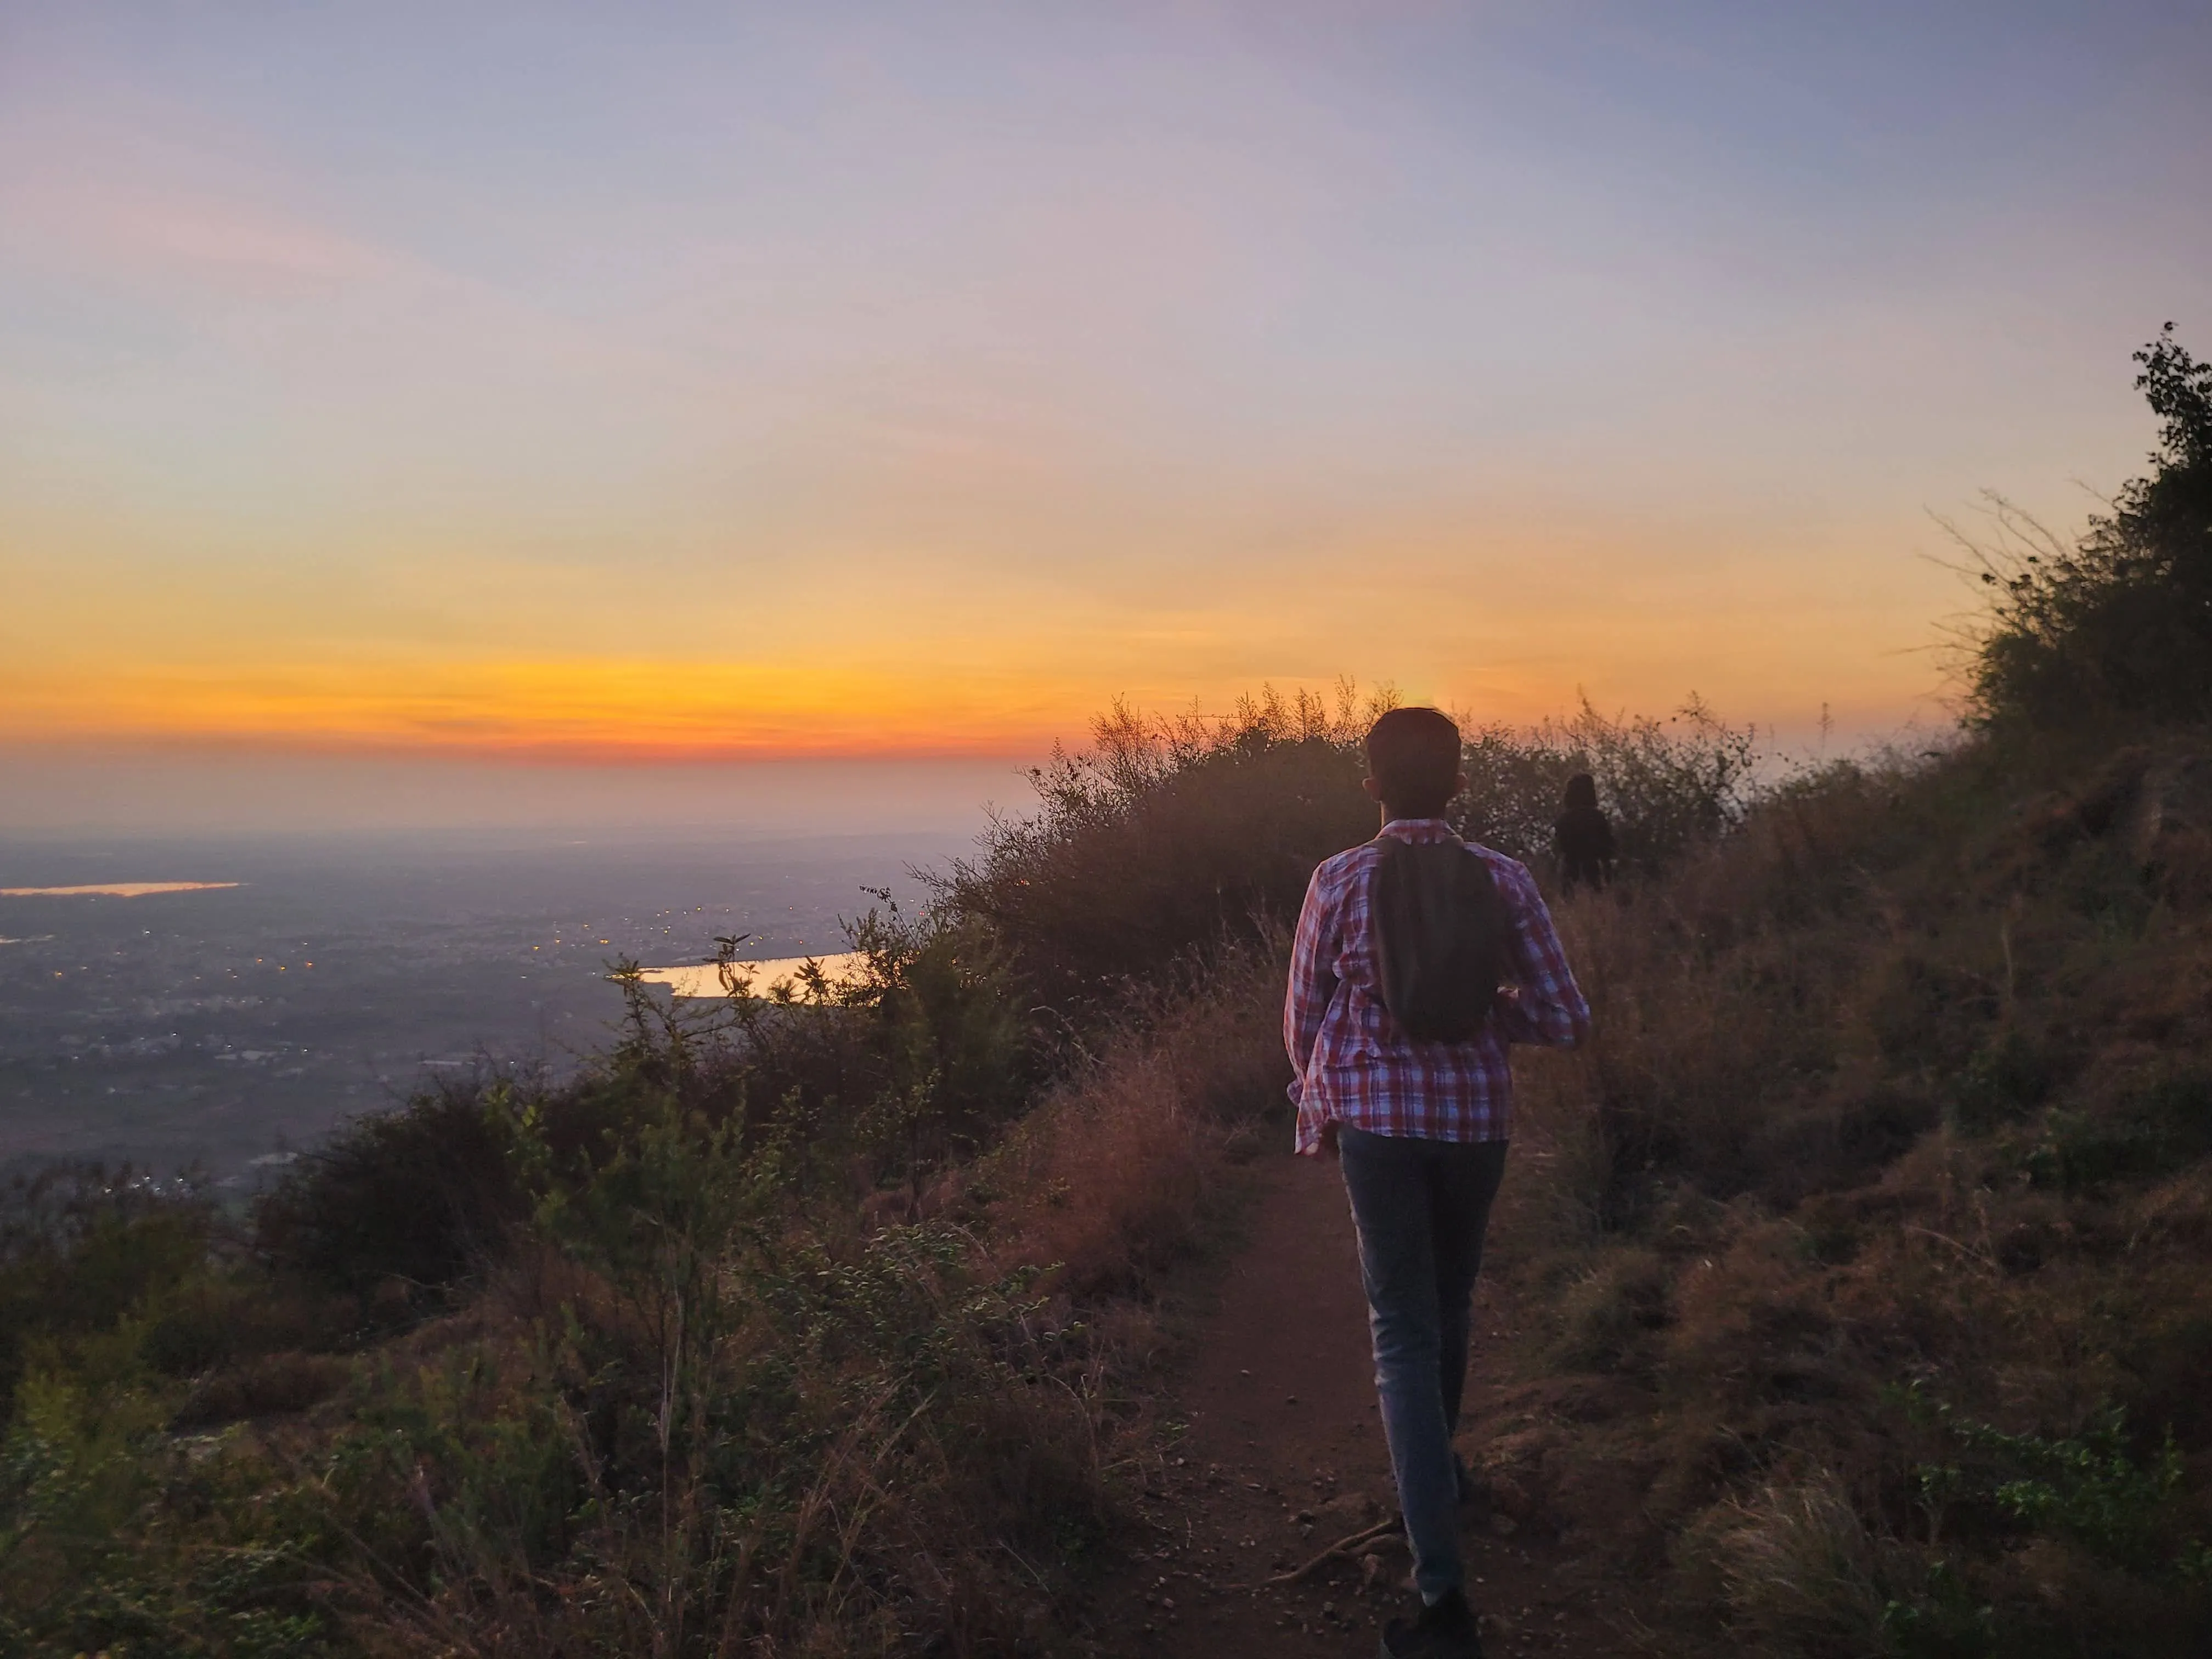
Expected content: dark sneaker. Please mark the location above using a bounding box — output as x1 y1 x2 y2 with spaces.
1379 1587 1485 1658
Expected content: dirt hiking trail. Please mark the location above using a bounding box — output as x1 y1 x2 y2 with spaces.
1089 1153 1646 1657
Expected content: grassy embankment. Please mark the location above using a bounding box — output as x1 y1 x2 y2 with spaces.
1493 727 2212 1656
4 329 2209 1656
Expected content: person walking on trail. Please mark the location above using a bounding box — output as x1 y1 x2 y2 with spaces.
1285 707 1590 1659
1553 772 1616 894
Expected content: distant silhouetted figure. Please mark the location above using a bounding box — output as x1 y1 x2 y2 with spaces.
1554 773 1615 894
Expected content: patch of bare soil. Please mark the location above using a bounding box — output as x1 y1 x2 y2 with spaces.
1084 1153 1648 1657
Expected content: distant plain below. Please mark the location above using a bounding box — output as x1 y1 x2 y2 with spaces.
0 828 964 1185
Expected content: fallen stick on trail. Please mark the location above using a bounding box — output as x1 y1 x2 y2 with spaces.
1238 1515 1403 1589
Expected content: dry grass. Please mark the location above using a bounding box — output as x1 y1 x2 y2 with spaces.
1673 1471 1891 1659
981 943 1289 1301
1476 731 2212 1655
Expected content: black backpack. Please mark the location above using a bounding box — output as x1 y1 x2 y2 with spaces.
1369 836 1509 1043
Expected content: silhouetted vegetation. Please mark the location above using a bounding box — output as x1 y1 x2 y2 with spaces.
1451 695 1759 876
933 686 1380 1024
936 682 1762 1031
1965 325 2212 729
0 1165 215 1413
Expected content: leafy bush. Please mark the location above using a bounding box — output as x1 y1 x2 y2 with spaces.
1950 1031 2054 1131
939 683 1764 1028
0 1166 211 1408
292 1093 1109 1657
1 1367 337 1657
1966 325 2212 729
253 1080 540 1304
2020 1069 2212 1194
253 896 1034 1304
1454 694 1761 874
934 686 1382 1022
1910 1399 2199 1579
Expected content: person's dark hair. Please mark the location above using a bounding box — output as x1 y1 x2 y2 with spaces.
1562 772 1599 811
1365 707 1462 819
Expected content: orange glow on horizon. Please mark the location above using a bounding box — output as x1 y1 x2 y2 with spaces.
1 656 1211 759
0 644 1944 763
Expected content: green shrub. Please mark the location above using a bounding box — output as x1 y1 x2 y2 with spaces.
939 684 1764 1028
253 1079 539 1303
284 1090 1104 1655
0 1166 212 1410
1865 1397 2212 1657
1455 694 1761 874
2022 1070 2212 1193
1911 1402 2196 1578
1950 1031 2053 1131
252 899 1035 1305
0 1359 340 1657
934 687 1380 1022
1880 1559 1997 1659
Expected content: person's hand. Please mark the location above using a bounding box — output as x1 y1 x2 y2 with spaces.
1316 1119 1341 1160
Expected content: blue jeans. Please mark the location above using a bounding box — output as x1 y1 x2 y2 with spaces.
1338 1125 1509 1604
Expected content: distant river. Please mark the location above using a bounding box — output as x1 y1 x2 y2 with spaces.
0 830 960 1180
637 952 866 1000
0 882 241 898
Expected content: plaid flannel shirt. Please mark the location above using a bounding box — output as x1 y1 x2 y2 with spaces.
1285 818 1589 1153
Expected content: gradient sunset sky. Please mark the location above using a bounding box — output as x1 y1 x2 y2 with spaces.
4 2 2210 812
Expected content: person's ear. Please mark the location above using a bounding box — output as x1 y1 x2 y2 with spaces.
1361 776 1384 802
1454 770 1469 797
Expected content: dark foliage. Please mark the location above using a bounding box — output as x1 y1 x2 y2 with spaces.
936 685 1763 1029
1453 695 1760 874
252 900 1031 1302
253 1078 538 1302
933 687 1381 1023
1968 325 2212 728
0 1165 211 1405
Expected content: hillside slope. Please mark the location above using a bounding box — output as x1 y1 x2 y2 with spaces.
1474 731 2212 1655
4 718 2207 1658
